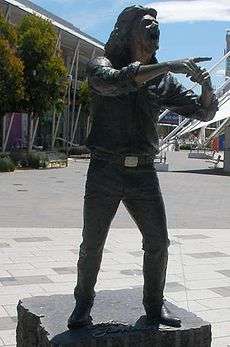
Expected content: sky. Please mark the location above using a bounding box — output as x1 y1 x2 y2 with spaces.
31 0 230 88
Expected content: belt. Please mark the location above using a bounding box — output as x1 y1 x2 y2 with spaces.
91 152 154 168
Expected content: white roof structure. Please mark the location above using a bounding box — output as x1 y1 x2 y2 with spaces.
179 99 230 136
1 0 104 50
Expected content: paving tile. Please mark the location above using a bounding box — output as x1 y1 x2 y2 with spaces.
167 289 222 302
7 268 56 277
187 252 230 259
0 294 31 305
0 271 12 278
120 269 142 276
0 275 53 286
128 251 143 257
9 256 54 263
196 297 230 309
0 243 10 248
0 256 13 264
0 317 17 330
46 274 77 283
165 282 186 293
39 282 74 293
2 305 17 318
52 267 77 275
185 279 230 290
0 307 9 318
31 261 75 269
183 271 226 281
13 237 51 242
212 321 230 338
209 286 230 297
212 336 230 347
0 284 47 296
0 329 16 345
183 264 230 274
217 270 230 278
175 300 208 312
197 308 230 323
0 263 35 271
174 234 211 239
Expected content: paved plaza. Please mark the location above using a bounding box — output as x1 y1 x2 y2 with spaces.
0 151 229 346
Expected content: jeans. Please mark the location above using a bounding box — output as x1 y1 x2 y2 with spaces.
74 157 170 313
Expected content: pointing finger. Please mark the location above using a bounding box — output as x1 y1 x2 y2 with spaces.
192 57 212 63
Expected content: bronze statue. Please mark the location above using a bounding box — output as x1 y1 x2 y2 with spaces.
68 5 218 329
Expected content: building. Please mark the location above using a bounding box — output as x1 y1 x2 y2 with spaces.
226 30 230 78
0 0 104 150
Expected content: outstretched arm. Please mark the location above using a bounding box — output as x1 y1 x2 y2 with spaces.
135 57 212 84
88 56 218 120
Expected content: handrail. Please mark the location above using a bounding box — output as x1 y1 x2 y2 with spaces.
175 90 230 138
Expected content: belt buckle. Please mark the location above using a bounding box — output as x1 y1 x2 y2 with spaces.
124 156 138 167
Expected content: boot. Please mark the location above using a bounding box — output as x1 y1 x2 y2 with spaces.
146 302 181 327
67 300 93 329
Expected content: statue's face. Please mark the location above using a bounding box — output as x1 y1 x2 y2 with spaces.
134 13 160 53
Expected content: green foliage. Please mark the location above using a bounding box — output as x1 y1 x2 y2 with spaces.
18 14 67 116
0 14 17 46
26 151 48 169
0 15 24 117
10 150 67 169
18 15 56 65
180 144 195 150
0 155 15 172
79 80 90 110
10 150 48 168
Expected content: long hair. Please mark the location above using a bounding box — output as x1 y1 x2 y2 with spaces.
105 5 157 69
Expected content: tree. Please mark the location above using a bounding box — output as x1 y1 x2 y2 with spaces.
0 39 24 117
0 14 24 118
0 14 24 152
18 14 67 151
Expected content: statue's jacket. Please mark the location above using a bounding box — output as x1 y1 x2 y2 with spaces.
86 56 217 156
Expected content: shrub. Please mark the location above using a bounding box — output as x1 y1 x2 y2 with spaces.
0 156 15 172
10 150 67 169
68 145 90 155
10 150 29 167
27 151 48 169
180 144 196 150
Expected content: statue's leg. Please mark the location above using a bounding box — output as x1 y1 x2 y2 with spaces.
123 187 169 311
74 194 120 302
68 159 121 329
122 167 181 326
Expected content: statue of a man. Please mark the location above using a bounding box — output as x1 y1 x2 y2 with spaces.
68 5 218 329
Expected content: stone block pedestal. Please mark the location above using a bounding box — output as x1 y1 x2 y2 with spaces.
16 287 211 347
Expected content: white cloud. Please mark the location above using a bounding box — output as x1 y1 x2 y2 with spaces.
146 0 230 22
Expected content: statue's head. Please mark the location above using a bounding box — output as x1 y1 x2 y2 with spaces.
105 5 159 68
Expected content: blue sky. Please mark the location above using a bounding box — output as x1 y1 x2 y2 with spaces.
32 0 230 88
